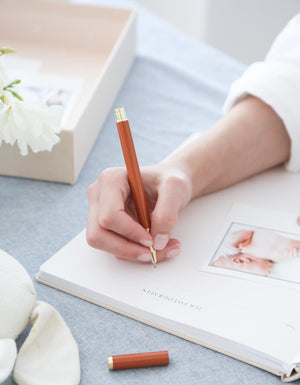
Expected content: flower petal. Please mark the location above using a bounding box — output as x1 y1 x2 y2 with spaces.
0 92 63 155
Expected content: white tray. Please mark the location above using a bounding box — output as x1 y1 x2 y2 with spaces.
0 0 136 183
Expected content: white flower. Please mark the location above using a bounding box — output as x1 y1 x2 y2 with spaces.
0 47 15 90
0 92 63 156
0 58 7 93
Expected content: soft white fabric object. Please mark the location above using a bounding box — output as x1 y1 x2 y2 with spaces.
0 250 36 339
223 13 300 172
0 250 80 384
0 339 17 383
13 301 80 385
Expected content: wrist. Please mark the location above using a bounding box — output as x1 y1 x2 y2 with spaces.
159 156 203 205
161 136 218 200
156 160 193 209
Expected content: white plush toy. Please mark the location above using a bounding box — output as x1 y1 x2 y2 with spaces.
0 249 80 385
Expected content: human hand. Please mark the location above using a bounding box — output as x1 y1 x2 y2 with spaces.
86 164 191 263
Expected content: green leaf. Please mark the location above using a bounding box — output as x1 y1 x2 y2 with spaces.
7 89 23 101
4 79 21 90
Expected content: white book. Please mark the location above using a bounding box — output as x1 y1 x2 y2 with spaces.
37 168 300 382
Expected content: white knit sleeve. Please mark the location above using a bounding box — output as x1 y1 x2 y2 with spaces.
223 14 300 172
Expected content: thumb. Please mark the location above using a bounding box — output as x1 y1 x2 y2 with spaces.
151 178 187 250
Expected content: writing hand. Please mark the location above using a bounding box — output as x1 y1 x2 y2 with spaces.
86 165 191 263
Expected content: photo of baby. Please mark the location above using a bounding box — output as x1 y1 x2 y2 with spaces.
7 68 84 126
210 223 300 284
19 84 73 108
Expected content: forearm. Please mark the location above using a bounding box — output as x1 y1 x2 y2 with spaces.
162 96 291 199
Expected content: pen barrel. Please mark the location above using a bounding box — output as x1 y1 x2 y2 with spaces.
116 119 151 230
108 351 169 370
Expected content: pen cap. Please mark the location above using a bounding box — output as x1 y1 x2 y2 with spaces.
108 351 169 370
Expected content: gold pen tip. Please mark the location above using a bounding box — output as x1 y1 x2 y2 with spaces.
149 246 157 266
115 107 127 123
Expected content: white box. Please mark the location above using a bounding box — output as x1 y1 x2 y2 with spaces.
0 0 136 183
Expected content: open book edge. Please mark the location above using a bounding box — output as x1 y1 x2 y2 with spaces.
36 268 300 382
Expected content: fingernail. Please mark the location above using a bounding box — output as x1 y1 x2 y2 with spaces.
137 254 152 262
166 248 181 259
154 234 169 250
140 239 153 248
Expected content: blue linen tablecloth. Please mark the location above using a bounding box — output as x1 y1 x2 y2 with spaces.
2 0 297 384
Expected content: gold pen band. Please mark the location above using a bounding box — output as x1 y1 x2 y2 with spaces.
108 356 114 370
115 108 127 123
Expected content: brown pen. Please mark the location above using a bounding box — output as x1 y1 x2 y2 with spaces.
115 107 157 266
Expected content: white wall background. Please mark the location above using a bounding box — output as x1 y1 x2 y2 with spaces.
135 0 300 64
